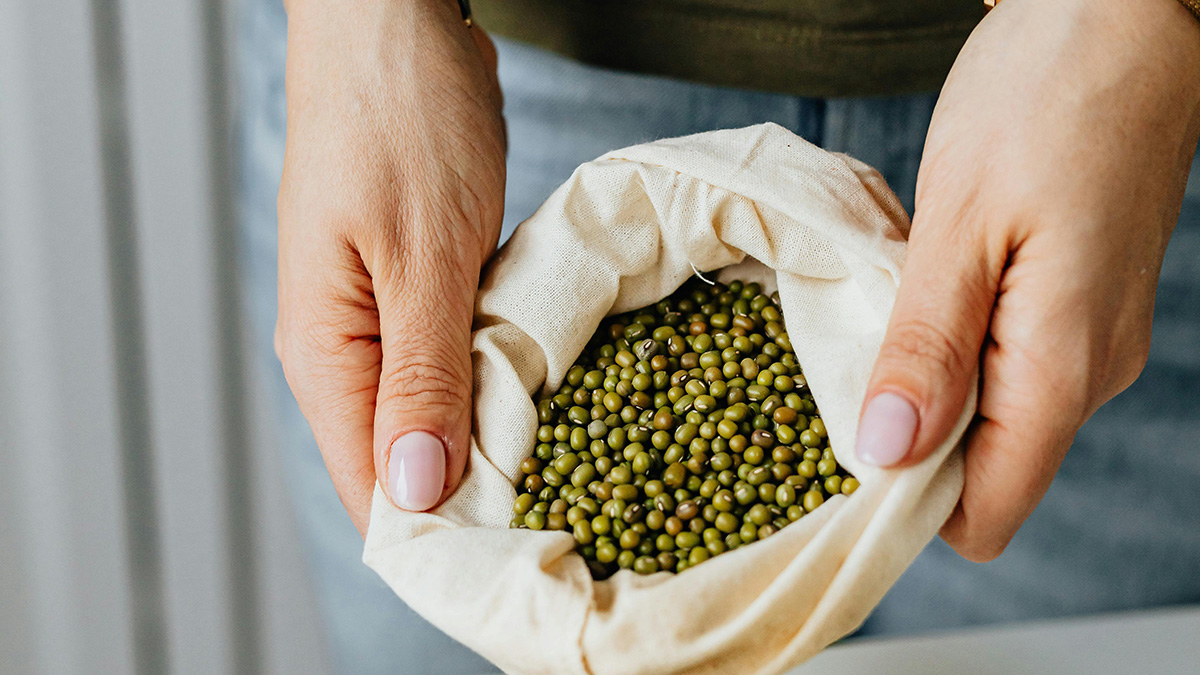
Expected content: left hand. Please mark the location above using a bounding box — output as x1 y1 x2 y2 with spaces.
854 0 1200 561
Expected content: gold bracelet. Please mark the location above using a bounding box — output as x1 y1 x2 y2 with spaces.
1181 0 1200 22
986 0 1200 22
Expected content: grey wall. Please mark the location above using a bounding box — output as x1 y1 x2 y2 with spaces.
0 1 330 673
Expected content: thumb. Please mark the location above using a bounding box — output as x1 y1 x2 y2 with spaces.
856 216 1002 468
370 240 479 512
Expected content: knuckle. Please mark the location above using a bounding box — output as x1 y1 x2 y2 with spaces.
274 323 300 375
1073 325 1153 412
379 350 470 412
1110 337 1151 395
274 333 314 397
879 318 974 385
273 324 288 364
273 320 354 386
273 317 321 376
956 536 1009 563
942 513 1012 563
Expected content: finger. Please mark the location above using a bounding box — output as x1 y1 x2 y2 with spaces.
939 249 1100 561
940 337 1080 562
855 202 1007 468
368 225 481 512
276 246 383 536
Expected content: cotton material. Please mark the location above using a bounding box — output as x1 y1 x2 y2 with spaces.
363 123 975 675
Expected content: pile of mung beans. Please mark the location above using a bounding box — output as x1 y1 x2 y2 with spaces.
510 277 858 579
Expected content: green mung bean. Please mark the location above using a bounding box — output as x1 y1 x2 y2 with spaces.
510 277 857 578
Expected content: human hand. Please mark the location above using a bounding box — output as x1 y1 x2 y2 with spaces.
854 0 1200 560
275 0 505 535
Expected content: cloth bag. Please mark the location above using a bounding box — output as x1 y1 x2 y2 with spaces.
363 123 974 675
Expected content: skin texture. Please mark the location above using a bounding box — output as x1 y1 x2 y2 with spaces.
276 0 504 535
276 0 1200 564
857 0 1200 561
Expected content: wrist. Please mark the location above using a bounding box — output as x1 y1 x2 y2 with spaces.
285 0 464 36
994 0 1200 27
283 0 483 97
999 0 1200 108
1119 0 1200 105
1092 0 1200 152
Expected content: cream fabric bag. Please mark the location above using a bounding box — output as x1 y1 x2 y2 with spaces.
363 123 974 675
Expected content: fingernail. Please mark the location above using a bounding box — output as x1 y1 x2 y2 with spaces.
387 431 446 511
855 392 919 467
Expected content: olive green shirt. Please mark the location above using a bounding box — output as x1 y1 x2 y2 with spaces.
471 0 984 97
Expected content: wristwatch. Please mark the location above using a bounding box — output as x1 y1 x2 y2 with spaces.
986 0 1200 21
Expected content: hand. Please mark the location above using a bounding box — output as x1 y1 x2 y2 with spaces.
854 0 1200 561
275 0 505 535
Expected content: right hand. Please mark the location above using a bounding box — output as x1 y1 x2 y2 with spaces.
275 0 506 535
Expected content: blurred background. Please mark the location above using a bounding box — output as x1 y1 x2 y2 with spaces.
0 0 333 672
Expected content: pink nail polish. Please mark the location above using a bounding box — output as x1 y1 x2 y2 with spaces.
388 431 447 511
855 392 919 467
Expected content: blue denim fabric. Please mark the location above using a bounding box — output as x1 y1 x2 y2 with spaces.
238 13 1200 671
